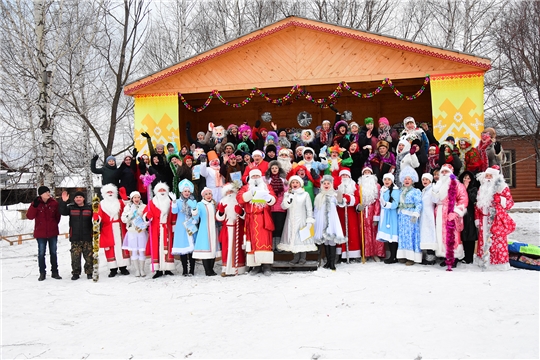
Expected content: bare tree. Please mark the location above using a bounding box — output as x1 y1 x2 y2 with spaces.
487 1 540 159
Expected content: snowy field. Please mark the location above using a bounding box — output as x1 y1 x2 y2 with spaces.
1 203 539 359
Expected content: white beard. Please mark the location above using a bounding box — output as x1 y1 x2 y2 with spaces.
338 178 356 195
153 192 171 222
359 175 378 205
248 178 265 191
220 193 239 223
100 195 120 219
477 179 496 213
330 158 340 171
432 173 451 201
277 157 292 174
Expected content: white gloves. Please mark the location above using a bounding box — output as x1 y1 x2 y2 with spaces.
475 219 479 228
306 217 315 224
243 191 253 202
168 192 177 202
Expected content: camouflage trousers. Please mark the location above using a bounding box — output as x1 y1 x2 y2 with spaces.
71 241 94 276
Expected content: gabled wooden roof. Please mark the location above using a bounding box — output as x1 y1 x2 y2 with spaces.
124 16 491 96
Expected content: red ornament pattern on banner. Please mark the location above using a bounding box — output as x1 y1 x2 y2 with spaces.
125 20 489 95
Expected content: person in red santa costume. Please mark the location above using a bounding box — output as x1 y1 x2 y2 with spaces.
95 184 131 277
241 149 269 184
432 164 468 270
335 168 361 263
216 183 246 276
143 182 177 278
356 165 385 262
236 168 277 276
475 165 515 270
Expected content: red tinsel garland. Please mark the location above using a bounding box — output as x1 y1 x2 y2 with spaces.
445 176 458 271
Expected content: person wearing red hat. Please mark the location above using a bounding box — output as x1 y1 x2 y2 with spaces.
236 168 277 276
336 168 361 263
27 186 62 281
432 164 469 270
475 166 515 270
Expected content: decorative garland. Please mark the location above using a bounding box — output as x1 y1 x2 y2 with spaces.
178 76 430 112
445 176 458 271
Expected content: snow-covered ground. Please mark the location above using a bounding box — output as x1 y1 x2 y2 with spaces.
1 204 539 359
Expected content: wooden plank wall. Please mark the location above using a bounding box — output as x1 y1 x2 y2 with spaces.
178 80 432 147
499 137 540 203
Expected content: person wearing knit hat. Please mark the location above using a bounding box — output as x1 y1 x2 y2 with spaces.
368 140 396 185
475 165 515 270
58 189 93 280
91 154 119 187
27 184 61 281
333 120 350 149
278 174 317 265
121 190 148 277
478 127 506 170
192 186 220 276
432 162 468 270
357 161 386 262
377 116 399 153
237 164 277 276
265 160 288 250
419 172 437 265
185 121 212 153
313 174 345 270
377 171 400 264
357 117 378 150
265 143 277 162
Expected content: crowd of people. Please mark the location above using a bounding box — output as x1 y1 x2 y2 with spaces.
29 108 516 281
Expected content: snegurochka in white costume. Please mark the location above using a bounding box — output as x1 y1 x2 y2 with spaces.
419 173 437 265
121 191 148 277
278 175 317 265
313 175 346 270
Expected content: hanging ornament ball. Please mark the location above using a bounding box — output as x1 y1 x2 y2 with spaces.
261 112 272 123
343 110 353 121
297 111 313 127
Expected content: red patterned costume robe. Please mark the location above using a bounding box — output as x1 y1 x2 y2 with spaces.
216 191 246 275
359 183 386 258
336 179 361 260
236 183 276 267
96 200 130 269
475 185 515 268
144 200 176 271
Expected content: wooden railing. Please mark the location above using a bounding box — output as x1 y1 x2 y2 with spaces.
1 233 69 246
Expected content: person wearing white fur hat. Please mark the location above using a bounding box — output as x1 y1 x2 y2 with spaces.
357 165 385 262
335 168 361 263
278 175 317 265
192 187 221 276
171 179 198 276
432 163 468 270
236 168 277 275
396 166 423 266
376 173 401 264
475 165 515 270
216 183 246 276
313 175 346 270
419 173 437 265
121 191 148 277
95 184 131 277
143 182 176 278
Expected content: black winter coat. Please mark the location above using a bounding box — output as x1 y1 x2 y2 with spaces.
59 200 93 242
460 173 478 242
91 158 119 186
117 162 138 195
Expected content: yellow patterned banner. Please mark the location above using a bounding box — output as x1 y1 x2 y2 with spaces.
430 73 485 146
134 94 180 157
